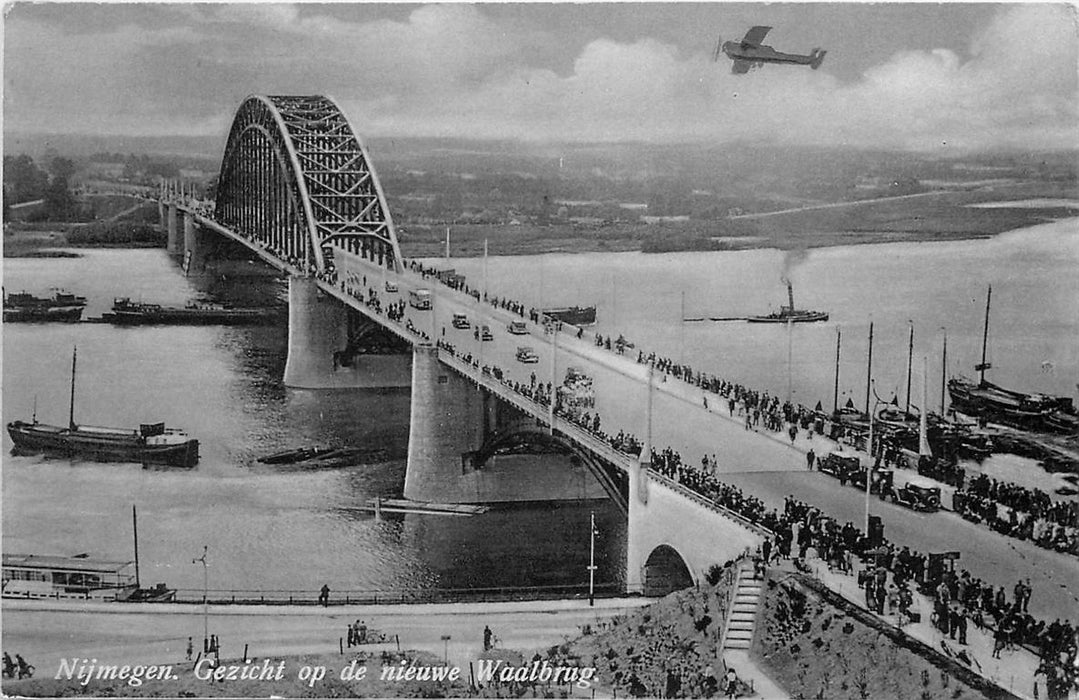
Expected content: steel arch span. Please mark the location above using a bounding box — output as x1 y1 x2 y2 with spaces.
214 95 403 275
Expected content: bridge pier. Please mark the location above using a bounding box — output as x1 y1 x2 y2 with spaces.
404 346 606 504
283 277 410 389
166 204 180 254
404 345 487 502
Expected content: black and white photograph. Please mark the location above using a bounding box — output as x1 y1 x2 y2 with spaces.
2 2 1077 698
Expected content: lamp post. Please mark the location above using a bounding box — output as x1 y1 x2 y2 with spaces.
588 511 597 607
193 546 208 653
865 384 884 537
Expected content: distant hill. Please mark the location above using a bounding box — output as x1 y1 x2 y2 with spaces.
4 132 223 160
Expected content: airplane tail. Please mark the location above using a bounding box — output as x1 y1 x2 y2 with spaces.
810 49 827 70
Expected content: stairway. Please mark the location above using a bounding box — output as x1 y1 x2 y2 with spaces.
723 559 764 651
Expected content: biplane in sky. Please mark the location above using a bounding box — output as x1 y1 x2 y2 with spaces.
715 26 826 74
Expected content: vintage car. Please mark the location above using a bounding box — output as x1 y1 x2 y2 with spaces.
452 312 470 329
849 466 894 495
384 281 399 293
515 346 539 364
508 320 528 335
818 452 860 482
889 475 942 512
479 325 494 341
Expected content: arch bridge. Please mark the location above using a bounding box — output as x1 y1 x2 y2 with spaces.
157 94 767 595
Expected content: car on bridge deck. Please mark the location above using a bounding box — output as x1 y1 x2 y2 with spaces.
452 313 470 329
480 325 494 341
385 281 398 293
409 289 432 310
508 320 528 335
516 346 540 364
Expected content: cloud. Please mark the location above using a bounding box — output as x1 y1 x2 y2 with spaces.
4 3 1076 151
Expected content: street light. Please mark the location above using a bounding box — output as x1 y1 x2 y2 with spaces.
193 546 208 653
587 511 598 607
865 382 885 538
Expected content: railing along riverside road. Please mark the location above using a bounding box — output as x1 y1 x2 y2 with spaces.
167 582 635 606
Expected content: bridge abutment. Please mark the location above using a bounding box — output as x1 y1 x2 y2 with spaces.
626 455 764 595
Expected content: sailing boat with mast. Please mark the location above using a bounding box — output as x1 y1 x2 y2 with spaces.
6 347 200 467
947 286 1077 433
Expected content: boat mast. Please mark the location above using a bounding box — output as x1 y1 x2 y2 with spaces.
865 322 874 417
905 321 914 417
940 329 948 414
919 356 932 457
132 504 141 589
833 327 841 414
69 346 78 430
976 285 992 386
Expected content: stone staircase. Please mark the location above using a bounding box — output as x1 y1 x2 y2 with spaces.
723 559 764 651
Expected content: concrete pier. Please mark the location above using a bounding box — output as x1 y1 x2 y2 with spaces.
404 345 487 502
166 204 180 254
283 276 349 388
283 277 410 389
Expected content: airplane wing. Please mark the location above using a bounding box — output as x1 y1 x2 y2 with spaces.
741 25 772 47
731 59 752 75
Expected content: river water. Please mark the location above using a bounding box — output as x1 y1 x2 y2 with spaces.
3 218 1077 595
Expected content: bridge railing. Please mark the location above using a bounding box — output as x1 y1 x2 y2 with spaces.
648 472 775 539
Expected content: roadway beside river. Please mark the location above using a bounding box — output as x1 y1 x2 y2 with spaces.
1 597 649 680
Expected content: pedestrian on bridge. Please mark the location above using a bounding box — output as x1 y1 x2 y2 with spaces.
806 449 816 471
319 583 330 607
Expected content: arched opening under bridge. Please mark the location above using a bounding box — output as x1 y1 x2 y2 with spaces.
642 544 694 596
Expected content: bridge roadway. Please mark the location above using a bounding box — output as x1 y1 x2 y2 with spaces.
180 202 1077 622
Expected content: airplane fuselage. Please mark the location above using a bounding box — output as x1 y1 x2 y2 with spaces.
721 41 817 66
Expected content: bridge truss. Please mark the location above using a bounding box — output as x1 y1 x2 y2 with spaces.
215 95 403 274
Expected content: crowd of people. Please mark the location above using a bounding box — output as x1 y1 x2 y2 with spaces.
954 475 1079 555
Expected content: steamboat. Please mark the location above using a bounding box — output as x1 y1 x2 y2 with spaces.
746 280 828 323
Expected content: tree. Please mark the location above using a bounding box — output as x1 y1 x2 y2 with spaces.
3 154 48 205
43 156 78 220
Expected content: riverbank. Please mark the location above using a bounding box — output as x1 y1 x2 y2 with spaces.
400 187 1078 257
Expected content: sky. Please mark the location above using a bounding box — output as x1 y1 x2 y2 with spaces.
3 2 1077 152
